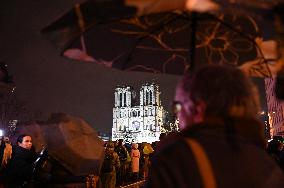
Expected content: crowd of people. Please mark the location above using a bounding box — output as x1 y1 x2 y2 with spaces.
100 139 155 188
0 65 284 188
0 134 156 188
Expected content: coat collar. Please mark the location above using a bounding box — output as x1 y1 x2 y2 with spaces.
181 116 266 148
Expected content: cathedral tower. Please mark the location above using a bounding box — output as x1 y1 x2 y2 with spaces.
112 83 165 143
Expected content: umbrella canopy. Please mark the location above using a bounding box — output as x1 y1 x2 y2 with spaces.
42 113 105 176
12 114 105 176
42 0 284 77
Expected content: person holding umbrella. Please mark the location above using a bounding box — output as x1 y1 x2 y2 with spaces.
145 64 284 188
2 134 38 188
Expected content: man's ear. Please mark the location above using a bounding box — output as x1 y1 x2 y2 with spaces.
196 100 206 114
193 100 206 123
188 100 206 116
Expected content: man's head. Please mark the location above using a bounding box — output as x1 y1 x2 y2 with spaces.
17 134 32 150
106 141 115 151
175 65 260 129
118 139 124 146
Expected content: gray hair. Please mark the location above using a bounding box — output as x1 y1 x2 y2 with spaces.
181 65 260 118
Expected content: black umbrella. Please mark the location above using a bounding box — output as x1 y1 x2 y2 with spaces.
41 0 284 77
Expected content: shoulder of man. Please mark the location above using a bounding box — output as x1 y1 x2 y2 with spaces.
156 130 190 153
146 138 199 188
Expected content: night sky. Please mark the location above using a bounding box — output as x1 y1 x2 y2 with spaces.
0 0 179 133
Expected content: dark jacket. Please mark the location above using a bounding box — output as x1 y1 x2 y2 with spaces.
0 140 5 164
3 145 37 188
145 117 284 188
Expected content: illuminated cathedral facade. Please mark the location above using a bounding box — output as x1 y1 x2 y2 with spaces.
112 83 166 143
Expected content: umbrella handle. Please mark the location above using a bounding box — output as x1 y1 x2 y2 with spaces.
74 4 87 53
32 147 49 180
189 12 197 72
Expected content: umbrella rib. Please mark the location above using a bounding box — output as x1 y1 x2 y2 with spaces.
189 12 197 72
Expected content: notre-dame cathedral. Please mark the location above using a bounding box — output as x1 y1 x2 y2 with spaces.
112 83 166 143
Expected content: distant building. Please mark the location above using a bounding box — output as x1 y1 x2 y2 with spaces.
264 78 284 137
112 83 168 143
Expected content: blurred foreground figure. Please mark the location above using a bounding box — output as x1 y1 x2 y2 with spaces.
145 65 284 188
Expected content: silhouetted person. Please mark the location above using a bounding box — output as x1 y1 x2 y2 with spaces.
101 141 120 188
114 139 128 186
